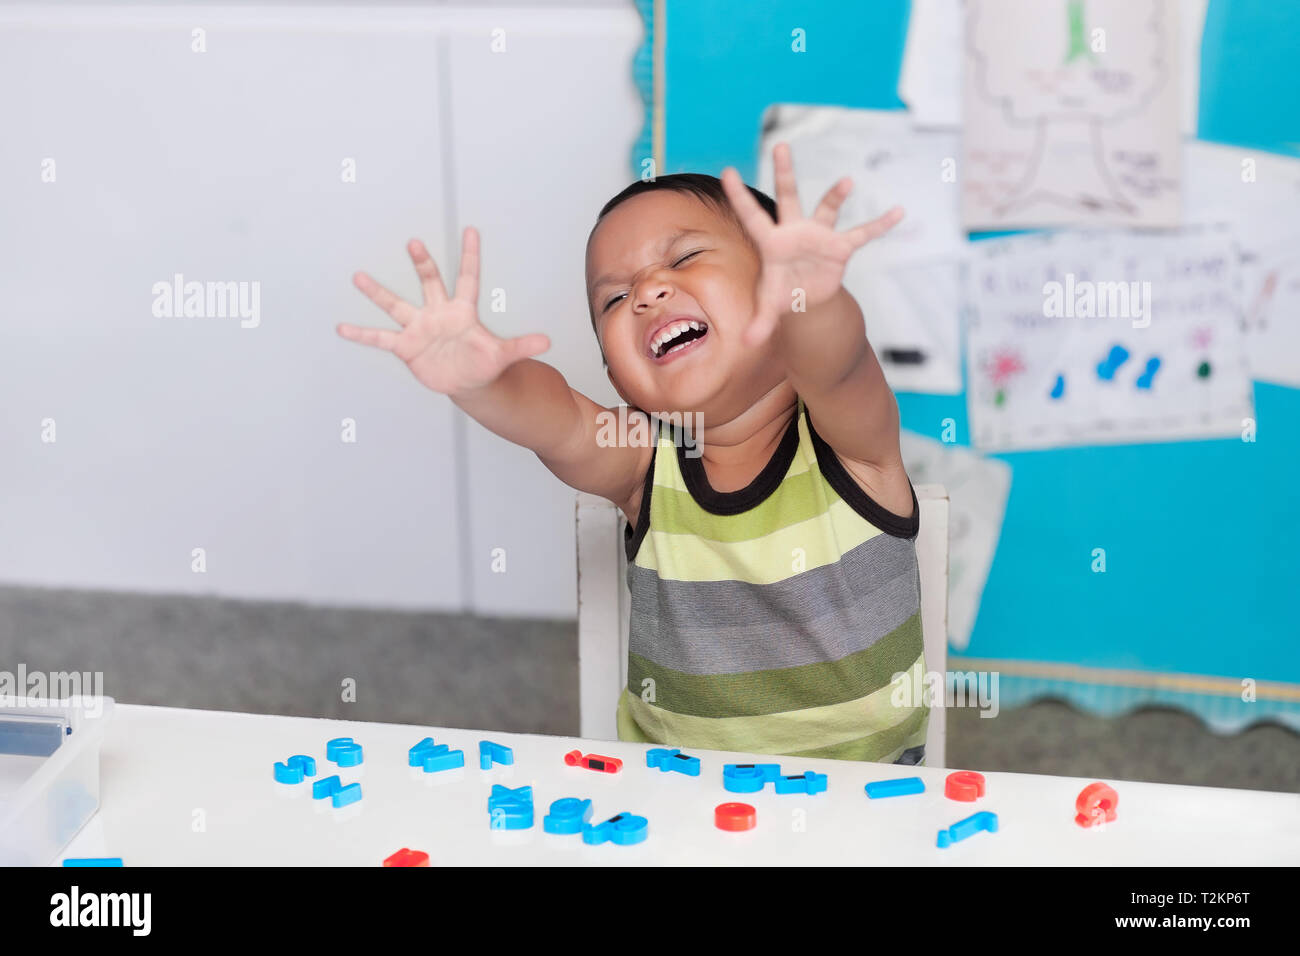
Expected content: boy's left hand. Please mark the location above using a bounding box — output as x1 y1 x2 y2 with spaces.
721 142 903 349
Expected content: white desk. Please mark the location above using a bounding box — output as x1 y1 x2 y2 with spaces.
60 704 1300 865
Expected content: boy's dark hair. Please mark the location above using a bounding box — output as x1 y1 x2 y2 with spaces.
587 172 778 368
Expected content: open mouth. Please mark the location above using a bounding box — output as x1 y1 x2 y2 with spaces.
649 319 709 363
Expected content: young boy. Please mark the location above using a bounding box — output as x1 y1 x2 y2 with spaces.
338 144 928 765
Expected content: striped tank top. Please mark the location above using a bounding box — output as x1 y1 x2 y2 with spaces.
617 394 929 764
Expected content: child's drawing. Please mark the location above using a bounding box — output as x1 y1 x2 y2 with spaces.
962 0 1181 228
1240 241 1300 388
965 230 1253 452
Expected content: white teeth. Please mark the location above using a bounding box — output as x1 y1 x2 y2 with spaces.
650 319 706 356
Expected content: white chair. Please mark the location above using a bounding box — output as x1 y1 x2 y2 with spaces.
576 483 950 767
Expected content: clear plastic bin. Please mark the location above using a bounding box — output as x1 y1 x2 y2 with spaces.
0 697 115 866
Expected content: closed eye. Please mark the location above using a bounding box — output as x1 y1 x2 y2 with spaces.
600 250 705 313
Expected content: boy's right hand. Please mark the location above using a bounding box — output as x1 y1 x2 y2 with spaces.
337 227 551 396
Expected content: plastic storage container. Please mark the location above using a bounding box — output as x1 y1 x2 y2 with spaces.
0 697 115 866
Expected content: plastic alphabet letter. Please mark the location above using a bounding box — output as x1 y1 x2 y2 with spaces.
479 740 514 770
543 797 594 834
722 763 782 794
487 784 534 829
1075 782 1118 828
564 749 623 773
944 771 986 802
646 747 701 776
409 737 438 767
313 775 362 808
714 803 757 831
409 736 464 773
326 737 364 767
331 781 363 808
864 777 925 799
383 848 430 867
62 858 124 867
273 754 317 784
582 812 648 846
773 771 828 795
313 774 342 800
936 811 998 848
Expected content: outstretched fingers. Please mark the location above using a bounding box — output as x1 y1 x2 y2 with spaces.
812 177 853 227
353 271 416 327
845 206 905 248
769 142 803 223
408 239 449 306
720 166 776 243
336 321 401 352
453 226 481 304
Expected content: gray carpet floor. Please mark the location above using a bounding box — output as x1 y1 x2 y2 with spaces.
3 585 1296 793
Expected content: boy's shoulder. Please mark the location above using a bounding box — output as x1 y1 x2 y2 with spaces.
831 452 915 524
619 408 915 531
799 393 914 524
618 439 656 528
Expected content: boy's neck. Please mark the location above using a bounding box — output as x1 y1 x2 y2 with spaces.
688 382 797 477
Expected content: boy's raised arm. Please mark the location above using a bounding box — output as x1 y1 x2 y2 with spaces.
338 229 648 511
720 144 905 470
452 358 649 514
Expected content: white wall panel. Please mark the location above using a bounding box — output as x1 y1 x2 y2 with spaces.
445 8 642 617
0 10 462 609
0 2 640 615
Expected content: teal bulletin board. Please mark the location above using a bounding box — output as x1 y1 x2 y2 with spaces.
631 0 1300 731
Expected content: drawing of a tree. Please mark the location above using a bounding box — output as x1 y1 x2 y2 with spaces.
967 0 1171 217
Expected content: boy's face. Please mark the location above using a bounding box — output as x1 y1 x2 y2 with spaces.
586 191 780 418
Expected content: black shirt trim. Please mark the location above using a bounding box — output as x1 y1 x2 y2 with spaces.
676 404 802 516
803 401 920 540
623 421 658 563
623 397 920 560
